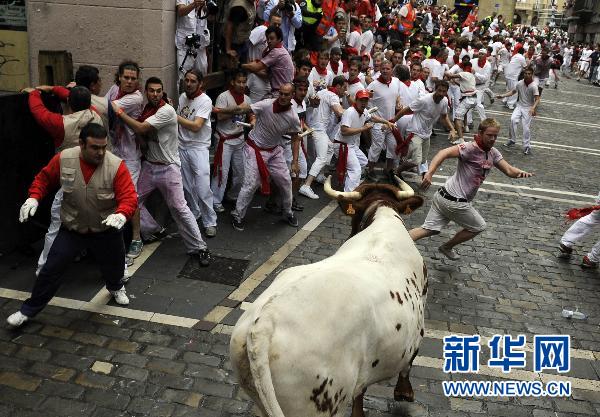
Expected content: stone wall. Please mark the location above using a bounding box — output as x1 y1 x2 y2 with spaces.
27 0 177 98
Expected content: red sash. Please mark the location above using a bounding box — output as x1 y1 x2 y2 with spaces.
334 140 348 187
394 129 414 156
246 138 277 195
213 130 244 186
566 206 600 220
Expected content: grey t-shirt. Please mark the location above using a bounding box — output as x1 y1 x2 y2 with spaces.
145 104 180 166
516 79 540 108
444 142 503 201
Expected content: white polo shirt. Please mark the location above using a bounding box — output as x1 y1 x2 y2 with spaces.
336 106 371 146
366 77 401 121
516 79 540 108
311 89 342 132
178 92 212 149
406 93 448 139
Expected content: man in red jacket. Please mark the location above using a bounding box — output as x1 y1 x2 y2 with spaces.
6 123 137 328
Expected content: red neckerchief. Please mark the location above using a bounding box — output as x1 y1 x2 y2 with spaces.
377 76 392 86
348 77 361 84
453 55 460 65
116 88 128 100
327 86 339 95
477 57 487 68
139 99 166 122
436 57 445 64
474 134 485 150
315 65 328 76
402 80 411 87
524 78 533 86
229 88 245 105
411 73 420 81
273 100 291 113
352 104 364 113
526 52 534 59
187 88 203 100
330 60 340 74
353 26 362 34
262 42 284 58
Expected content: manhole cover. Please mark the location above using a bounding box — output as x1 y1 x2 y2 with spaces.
178 255 249 287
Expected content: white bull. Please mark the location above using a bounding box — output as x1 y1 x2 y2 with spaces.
230 176 427 417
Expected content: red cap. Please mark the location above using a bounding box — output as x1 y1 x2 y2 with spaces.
355 89 371 100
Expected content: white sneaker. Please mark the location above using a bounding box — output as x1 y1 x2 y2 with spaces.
110 288 130 305
299 185 319 199
7 311 29 327
451 138 465 145
315 174 327 184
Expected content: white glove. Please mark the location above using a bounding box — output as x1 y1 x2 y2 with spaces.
19 198 39 223
102 213 126 230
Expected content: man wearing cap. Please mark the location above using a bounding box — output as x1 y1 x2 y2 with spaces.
332 89 395 191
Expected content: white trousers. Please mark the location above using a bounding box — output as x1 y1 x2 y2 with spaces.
449 85 461 120
503 78 518 108
509 106 533 148
368 127 395 163
330 143 368 191
561 209 600 263
233 144 292 220
176 34 208 81
179 147 218 228
210 141 245 205
282 139 308 179
466 90 487 125
308 130 331 178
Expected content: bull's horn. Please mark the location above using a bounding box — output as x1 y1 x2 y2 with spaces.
324 176 362 200
393 175 415 199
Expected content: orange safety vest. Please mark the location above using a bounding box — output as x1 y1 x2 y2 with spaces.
315 0 339 36
399 3 416 35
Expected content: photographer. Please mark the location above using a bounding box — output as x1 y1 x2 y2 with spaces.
176 0 212 79
264 0 303 52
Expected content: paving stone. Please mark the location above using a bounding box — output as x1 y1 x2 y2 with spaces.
84 388 131 411
553 398 597 415
45 339 83 353
162 389 203 408
0 341 16 356
127 396 176 417
0 385 46 409
53 353 95 371
0 371 42 392
192 378 235 398
91 361 113 375
486 402 534 417
39 396 95 416
144 345 179 359
29 362 77 382
132 331 173 346
182 352 221 367
90 407 130 417
184 363 230 383
107 339 140 353
450 397 483 413
95 325 133 340
147 358 186 375
149 373 194 391
0 355 28 372
37 380 85 399
79 345 116 361
75 372 116 389
11 333 47 348
112 353 148 368
71 332 109 347
115 365 149 382
39 325 75 340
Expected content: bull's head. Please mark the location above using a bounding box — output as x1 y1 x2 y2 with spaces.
324 176 424 237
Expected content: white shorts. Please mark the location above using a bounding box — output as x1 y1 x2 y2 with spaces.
421 191 487 233
579 61 590 72
455 96 478 120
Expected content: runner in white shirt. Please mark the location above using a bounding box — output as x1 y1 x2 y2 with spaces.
503 47 527 110
445 62 477 144
497 67 540 155
327 47 346 77
299 76 347 200
176 69 218 236
360 16 375 56
562 45 573 75
211 70 254 214
492 40 511 86
421 46 445 92
577 46 592 81
365 61 402 178
393 80 457 175
248 15 282 61
468 48 491 129
345 60 366 106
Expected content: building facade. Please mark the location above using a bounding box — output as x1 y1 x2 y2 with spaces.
565 0 600 44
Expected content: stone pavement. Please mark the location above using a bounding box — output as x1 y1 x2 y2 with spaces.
1 77 600 416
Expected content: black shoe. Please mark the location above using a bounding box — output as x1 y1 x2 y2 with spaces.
291 197 304 211
287 213 299 227
190 250 211 268
232 217 245 231
264 201 283 215
143 228 168 243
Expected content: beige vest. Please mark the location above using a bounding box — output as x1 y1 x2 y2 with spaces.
60 109 103 151
91 95 110 134
60 147 122 233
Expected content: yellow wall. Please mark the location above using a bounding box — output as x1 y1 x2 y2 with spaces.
0 29 30 91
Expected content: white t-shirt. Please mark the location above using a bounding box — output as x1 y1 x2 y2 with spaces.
505 53 527 80
347 30 362 50
516 79 540 108
308 68 334 95
406 93 448 139
106 85 143 161
346 78 365 102
360 30 375 55
311 89 342 132
215 90 251 146
247 73 271 104
455 72 476 95
249 99 301 148
336 106 370 146
421 58 443 91
498 47 511 66
472 60 492 88
176 0 196 34
397 80 422 107
145 104 181 166
178 93 212 149
248 25 268 61
367 77 401 121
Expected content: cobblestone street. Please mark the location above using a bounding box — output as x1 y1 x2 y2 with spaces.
1 77 600 416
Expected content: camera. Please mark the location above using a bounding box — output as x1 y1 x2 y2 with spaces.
206 0 218 15
185 33 202 49
282 0 296 13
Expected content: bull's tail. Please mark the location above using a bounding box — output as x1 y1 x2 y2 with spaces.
246 302 285 417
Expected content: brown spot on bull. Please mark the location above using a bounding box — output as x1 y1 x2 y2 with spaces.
372 359 379 367
254 317 259 324
390 291 395 299
310 377 345 417
396 292 403 304
423 263 428 279
422 280 428 296
420 328 424 337
401 349 406 358
396 323 401 331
